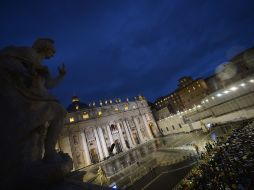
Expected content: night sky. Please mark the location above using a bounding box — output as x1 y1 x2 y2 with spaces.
1 0 254 106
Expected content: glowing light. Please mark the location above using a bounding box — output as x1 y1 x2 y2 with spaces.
205 99 209 102
211 96 215 100
69 117 74 122
223 90 229 94
230 86 238 91
201 101 205 104
82 112 89 119
197 105 201 108
250 79 254 83
240 83 246 87
216 93 222 97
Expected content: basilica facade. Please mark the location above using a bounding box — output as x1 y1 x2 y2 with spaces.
57 96 160 170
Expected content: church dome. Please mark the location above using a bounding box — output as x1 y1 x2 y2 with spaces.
67 96 89 112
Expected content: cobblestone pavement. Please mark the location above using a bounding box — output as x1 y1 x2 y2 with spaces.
69 123 236 189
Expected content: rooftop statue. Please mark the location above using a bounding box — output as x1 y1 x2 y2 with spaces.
0 39 73 189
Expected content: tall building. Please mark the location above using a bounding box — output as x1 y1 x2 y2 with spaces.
178 76 193 88
57 96 160 170
154 92 185 113
154 77 209 113
177 77 209 109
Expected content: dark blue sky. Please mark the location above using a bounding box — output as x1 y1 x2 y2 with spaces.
1 0 254 106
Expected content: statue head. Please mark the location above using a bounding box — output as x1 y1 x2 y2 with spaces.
32 38 56 59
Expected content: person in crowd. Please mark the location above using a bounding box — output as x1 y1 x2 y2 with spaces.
178 121 254 190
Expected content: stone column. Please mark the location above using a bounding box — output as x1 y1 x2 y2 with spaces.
125 119 136 145
122 120 134 147
106 124 114 145
80 132 91 165
141 115 154 140
93 128 104 161
133 117 145 143
98 126 109 157
116 122 127 151
106 124 116 154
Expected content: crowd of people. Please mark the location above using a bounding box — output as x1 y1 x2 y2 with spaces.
178 121 254 190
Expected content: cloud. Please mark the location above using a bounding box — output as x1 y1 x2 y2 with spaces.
1 0 254 106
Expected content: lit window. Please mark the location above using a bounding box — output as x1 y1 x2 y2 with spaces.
82 112 89 119
75 105 79 110
115 107 119 111
193 86 196 90
188 90 190 93
198 84 201 87
69 117 74 122
249 79 254 83
98 111 102 116
124 105 128 110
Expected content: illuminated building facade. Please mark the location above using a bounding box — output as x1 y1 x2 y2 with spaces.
154 77 209 113
177 77 209 109
154 92 184 113
57 96 160 170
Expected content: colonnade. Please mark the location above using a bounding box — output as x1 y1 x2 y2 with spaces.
79 115 153 166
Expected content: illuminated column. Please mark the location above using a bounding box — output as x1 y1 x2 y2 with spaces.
80 132 91 165
93 127 104 161
106 124 114 145
98 126 109 157
106 124 116 154
122 120 134 147
141 115 154 139
133 117 144 143
125 119 136 145
116 122 127 151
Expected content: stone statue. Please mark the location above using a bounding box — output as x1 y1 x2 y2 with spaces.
97 166 108 186
0 39 73 189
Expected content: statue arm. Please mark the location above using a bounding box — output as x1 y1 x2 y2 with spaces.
45 74 64 89
45 64 66 89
